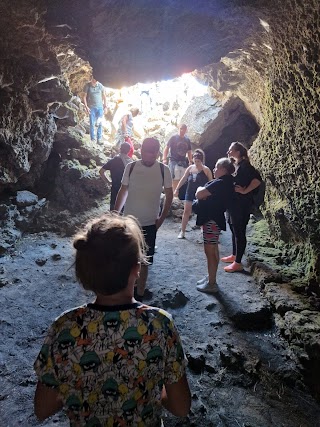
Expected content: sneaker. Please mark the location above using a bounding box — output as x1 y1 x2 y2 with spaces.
178 231 185 239
196 275 209 285
196 281 218 293
224 261 243 273
185 224 192 232
221 255 236 263
90 139 96 143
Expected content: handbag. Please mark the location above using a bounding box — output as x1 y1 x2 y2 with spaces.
192 199 200 214
178 181 188 201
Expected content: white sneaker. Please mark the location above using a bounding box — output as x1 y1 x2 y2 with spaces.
196 275 209 285
196 281 218 293
185 224 192 232
178 231 185 239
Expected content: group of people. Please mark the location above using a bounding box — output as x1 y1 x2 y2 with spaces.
33 82 262 425
99 125 262 296
171 138 262 294
83 74 140 151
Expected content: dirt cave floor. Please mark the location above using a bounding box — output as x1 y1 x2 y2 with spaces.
1 217 320 427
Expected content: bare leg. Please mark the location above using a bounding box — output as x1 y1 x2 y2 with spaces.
204 243 219 285
136 264 148 296
181 201 192 233
172 180 179 193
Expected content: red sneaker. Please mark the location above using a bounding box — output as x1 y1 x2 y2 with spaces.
224 262 243 273
221 254 236 263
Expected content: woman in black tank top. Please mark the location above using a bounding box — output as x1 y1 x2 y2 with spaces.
174 149 213 239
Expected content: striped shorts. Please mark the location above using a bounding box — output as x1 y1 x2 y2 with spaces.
203 220 221 245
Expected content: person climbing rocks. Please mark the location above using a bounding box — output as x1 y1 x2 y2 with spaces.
115 107 140 157
83 74 107 144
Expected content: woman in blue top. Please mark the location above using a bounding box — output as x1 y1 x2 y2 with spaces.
222 141 262 273
174 149 212 239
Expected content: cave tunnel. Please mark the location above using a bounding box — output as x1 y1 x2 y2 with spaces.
203 112 260 171
1 0 320 424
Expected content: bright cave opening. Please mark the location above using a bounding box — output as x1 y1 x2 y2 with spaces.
84 72 260 170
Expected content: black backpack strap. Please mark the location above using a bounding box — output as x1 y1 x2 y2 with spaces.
160 162 164 186
129 161 164 185
129 161 136 177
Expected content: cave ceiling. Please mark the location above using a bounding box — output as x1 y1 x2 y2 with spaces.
45 0 266 87
0 0 269 192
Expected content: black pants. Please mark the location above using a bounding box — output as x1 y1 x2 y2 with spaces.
228 204 251 264
110 185 121 212
142 224 157 264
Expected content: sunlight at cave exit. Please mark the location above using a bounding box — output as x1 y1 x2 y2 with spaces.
107 73 209 139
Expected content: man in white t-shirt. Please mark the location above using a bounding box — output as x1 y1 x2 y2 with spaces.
114 137 173 300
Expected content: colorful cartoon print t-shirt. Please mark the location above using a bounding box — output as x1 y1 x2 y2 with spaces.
34 302 187 426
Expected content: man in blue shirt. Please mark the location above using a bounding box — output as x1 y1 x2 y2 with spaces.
83 75 107 144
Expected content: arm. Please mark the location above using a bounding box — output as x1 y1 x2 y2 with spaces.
187 149 193 165
114 184 129 212
156 186 173 229
102 88 107 109
235 178 261 195
34 382 63 421
121 115 129 135
173 167 191 196
162 145 169 165
99 166 111 184
161 374 191 417
196 186 211 200
83 90 90 114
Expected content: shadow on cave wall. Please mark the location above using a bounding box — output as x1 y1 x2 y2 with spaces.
35 151 62 199
204 113 260 170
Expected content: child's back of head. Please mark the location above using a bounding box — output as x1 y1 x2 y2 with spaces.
74 213 147 295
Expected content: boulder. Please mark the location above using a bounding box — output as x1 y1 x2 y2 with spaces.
15 190 38 207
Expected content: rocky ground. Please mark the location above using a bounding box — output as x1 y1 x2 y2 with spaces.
1 216 320 426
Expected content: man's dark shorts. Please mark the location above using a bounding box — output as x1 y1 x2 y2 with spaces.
142 224 157 264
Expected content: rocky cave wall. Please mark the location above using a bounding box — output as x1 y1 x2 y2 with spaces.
0 0 71 192
194 0 320 293
0 0 319 292
249 0 320 292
